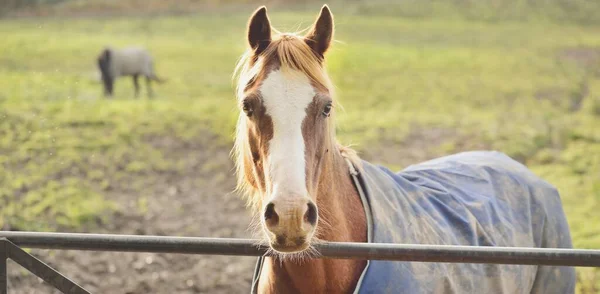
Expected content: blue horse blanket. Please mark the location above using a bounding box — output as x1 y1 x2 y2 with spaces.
250 151 576 293
354 151 575 293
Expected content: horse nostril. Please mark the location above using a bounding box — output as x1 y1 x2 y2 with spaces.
264 202 279 226
304 202 318 226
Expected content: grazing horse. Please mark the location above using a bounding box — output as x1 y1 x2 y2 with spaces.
96 47 165 98
233 5 576 294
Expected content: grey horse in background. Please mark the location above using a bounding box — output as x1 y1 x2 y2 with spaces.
97 47 165 98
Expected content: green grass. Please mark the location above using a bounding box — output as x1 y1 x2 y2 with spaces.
0 3 599 292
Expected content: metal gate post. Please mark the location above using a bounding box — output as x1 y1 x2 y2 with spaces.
0 238 7 294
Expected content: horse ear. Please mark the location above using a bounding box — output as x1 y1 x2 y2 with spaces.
247 6 272 55
305 5 334 58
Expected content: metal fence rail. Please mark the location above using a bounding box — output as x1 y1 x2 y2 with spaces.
0 238 90 294
2 231 600 267
2 231 600 294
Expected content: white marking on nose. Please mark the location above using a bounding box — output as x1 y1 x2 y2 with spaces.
260 69 315 200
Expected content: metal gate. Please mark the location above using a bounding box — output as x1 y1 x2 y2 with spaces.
2 231 600 293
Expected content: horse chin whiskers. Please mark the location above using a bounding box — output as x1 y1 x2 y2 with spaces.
257 223 321 264
267 243 321 265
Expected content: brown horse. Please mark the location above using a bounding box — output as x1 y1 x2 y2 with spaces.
234 5 366 293
233 5 575 294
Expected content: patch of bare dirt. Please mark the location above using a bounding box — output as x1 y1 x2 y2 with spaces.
549 48 599 113
360 125 490 170
534 87 569 105
7 130 256 293
534 82 588 112
558 47 600 70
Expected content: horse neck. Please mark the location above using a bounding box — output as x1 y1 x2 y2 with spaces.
315 147 366 242
260 146 367 293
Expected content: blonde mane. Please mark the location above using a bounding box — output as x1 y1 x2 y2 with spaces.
232 31 360 213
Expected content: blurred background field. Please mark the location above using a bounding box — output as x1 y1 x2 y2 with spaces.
1 0 599 292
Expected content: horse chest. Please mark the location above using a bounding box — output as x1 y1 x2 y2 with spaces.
256 258 362 294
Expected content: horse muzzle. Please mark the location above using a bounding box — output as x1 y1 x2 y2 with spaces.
262 197 318 253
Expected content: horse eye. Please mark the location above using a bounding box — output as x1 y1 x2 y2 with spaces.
242 101 253 117
322 103 332 117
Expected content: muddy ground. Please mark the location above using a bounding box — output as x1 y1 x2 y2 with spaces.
6 130 257 294
6 125 467 294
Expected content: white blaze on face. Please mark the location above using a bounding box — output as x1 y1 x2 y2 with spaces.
260 69 315 200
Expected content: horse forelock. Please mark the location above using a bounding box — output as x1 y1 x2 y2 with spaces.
234 33 333 100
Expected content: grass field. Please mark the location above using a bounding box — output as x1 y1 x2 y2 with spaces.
1 1 599 292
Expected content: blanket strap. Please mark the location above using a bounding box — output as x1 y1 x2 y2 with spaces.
344 158 373 294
